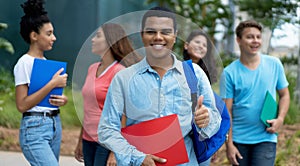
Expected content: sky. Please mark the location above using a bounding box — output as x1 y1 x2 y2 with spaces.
264 5 300 48
271 23 299 48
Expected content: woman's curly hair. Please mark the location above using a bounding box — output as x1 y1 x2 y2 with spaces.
20 0 50 44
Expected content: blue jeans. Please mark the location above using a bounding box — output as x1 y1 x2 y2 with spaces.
233 142 276 166
82 139 110 166
19 115 62 166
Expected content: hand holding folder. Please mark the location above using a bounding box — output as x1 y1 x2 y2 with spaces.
28 58 67 108
121 114 189 166
260 91 278 128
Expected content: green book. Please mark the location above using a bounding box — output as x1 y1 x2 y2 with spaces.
260 91 278 128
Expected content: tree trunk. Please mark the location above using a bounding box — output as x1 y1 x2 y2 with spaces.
226 0 235 54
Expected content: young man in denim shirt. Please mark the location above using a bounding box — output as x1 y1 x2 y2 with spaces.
98 6 221 166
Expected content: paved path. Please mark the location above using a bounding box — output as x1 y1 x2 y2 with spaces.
0 150 84 166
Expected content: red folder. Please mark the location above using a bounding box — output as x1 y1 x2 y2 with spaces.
121 114 189 166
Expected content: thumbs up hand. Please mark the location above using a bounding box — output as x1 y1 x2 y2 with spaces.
194 95 210 128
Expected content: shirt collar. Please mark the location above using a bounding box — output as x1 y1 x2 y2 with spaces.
137 53 184 75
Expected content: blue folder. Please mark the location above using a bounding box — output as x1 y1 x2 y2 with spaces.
28 58 67 108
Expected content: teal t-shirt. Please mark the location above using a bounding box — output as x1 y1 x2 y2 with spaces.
220 54 289 144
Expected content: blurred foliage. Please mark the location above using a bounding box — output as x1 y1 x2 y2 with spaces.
281 56 298 66
0 90 20 128
147 0 234 42
0 67 14 94
284 71 300 125
0 23 8 30
59 87 82 128
235 0 300 30
219 51 237 68
0 67 19 128
0 23 14 54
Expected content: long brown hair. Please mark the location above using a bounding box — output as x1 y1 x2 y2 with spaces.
102 23 142 67
183 29 217 84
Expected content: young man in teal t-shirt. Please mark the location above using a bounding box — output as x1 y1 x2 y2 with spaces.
220 20 290 166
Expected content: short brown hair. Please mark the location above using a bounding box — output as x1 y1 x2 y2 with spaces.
235 20 262 38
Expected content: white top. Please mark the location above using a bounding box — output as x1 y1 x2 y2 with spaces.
14 54 57 112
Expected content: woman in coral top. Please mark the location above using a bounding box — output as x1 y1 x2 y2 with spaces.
74 23 141 166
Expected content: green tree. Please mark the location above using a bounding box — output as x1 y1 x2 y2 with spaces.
146 0 234 43
0 23 14 54
235 0 299 30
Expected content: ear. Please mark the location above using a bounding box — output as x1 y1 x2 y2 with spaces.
236 37 241 45
30 31 38 42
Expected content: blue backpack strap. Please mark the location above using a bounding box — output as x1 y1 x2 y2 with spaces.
183 60 231 163
183 60 207 160
182 60 198 113
182 60 197 93
183 59 226 114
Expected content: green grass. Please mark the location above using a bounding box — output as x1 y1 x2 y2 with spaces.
284 71 300 125
275 151 287 166
295 130 300 138
275 130 300 165
284 99 300 125
0 88 22 128
0 67 20 128
59 87 82 128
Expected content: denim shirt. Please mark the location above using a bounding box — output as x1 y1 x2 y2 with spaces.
98 54 221 166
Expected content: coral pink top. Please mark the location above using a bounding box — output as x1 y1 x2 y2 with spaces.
82 61 124 142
